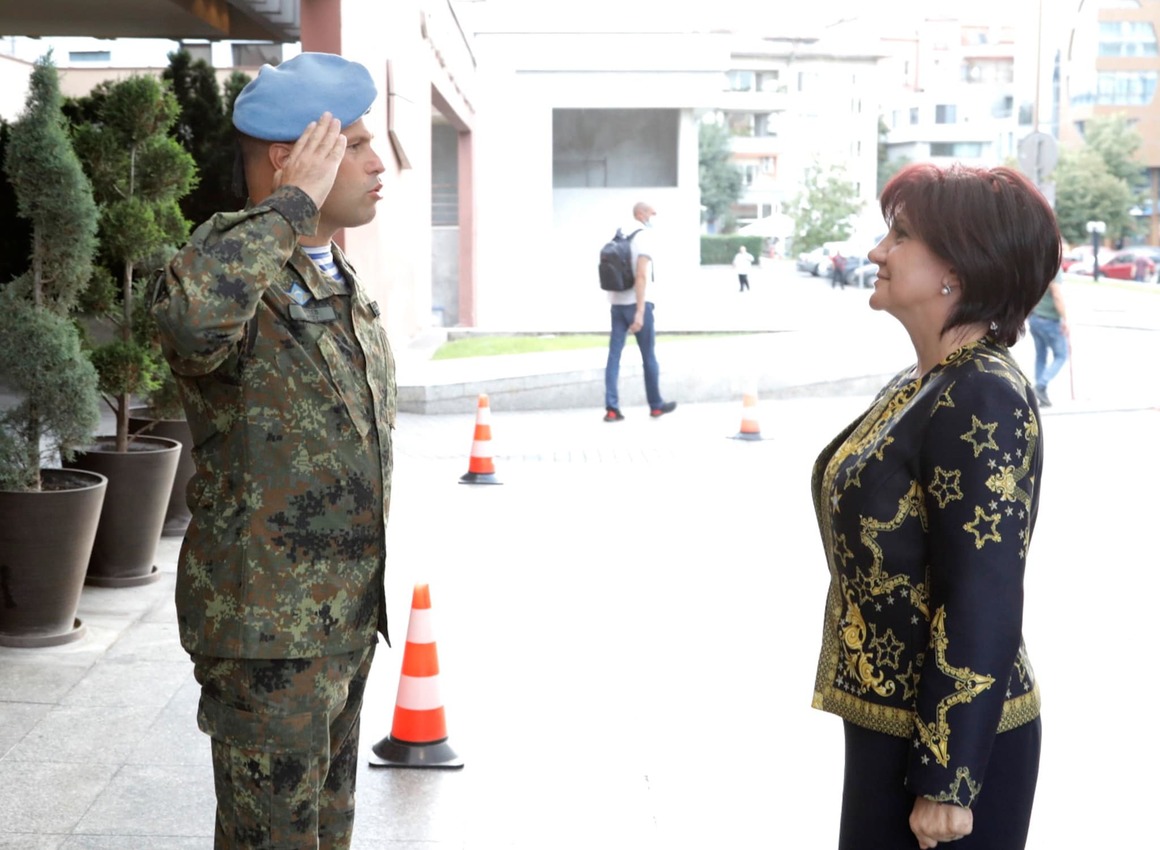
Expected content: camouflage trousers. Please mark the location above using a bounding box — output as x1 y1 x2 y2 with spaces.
191 645 376 850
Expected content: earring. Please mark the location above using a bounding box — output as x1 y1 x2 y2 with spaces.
940 284 952 295
989 321 999 332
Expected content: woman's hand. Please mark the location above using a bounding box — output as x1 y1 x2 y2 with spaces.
910 797 973 848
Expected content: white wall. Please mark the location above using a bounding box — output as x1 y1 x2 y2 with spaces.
0 55 31 122
469 31 725 330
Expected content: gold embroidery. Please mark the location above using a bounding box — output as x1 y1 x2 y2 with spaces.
914 607 996 767
959 415 999 458
840 588 896 697
962 505 1002 549
855 481 929 613
928 467 963 508
926 766 982 808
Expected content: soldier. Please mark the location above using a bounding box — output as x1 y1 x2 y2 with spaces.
152 52 395 849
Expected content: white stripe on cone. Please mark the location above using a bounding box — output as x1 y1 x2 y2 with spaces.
469 440 493 459
405 608 436 644
395 673 444 710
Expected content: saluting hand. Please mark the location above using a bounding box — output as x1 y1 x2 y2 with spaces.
272 112 347 210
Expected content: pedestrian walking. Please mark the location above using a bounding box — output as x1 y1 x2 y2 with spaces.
603 201 677 422
830 249 847 289
732 244 754 292
809 163 1059 850
151 52 396 849
1027 271 1069 407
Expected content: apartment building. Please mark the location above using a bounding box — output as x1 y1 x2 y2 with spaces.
1060 0 1160 244
714 30 884 237
878 16 1032 171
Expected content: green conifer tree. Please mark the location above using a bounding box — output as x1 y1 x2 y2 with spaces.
73 75 196 452
0 54 101 491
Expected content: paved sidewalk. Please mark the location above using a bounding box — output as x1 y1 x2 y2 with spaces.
2 271 1158 847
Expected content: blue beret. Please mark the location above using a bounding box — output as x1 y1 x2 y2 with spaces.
232 52 377 141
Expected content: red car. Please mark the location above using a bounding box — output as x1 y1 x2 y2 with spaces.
1073 247 1158 281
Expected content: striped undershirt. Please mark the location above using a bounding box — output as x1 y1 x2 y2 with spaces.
301 245 347 286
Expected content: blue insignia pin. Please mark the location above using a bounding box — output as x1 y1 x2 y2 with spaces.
287 283 310 306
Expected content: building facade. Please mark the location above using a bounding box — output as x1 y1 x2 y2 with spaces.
714 30 884 245
1060 0 1160 244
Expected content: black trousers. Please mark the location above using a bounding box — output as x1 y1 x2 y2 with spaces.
838 718 1041 850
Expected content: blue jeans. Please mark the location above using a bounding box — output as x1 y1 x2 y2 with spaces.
1027 314 1068 390
605 302 663 410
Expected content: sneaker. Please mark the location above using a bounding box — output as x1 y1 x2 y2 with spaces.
603 407 625 422
650 401 677 418
1035 386 1052 408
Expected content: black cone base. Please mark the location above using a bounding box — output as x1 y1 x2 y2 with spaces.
730 431 765 441
459 472 502 485
368 735 464 769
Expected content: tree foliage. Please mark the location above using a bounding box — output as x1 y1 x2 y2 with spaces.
0 55 101 491
699 120 743 231
73 75 197 450
1052 146 1135 246
1082 113 1146 195
787 162 863 253
163 50 248 225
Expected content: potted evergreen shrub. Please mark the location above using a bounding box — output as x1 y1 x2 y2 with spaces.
0 55 105 647
121 51 249 538
62 74 196 587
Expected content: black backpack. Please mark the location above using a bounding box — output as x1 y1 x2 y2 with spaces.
598 228 642 292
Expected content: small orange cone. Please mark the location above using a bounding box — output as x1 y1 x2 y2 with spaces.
730 389 765 441
368 584 463 769
459 393 502 485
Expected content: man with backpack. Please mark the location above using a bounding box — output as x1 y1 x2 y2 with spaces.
598 201 677 422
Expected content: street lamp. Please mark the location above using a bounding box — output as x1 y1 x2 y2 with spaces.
1086 219 1106 281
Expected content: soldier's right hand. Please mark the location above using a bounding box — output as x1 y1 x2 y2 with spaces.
272 112 347 210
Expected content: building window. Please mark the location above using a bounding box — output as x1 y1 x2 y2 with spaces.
740 164 760 186
231 43 283 67
726 70 755 92
935 104 957 124
760 156 776 173
992 95 1014 119
726 112 755 136
754 113 775 137
1094 71 1158 105
909 107 919 125
180 42 213 64
1098 20 1158 56
68 51 111 63
930 142 984 158
757 70 781 91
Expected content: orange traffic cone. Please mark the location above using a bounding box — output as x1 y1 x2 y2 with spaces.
368 584 463 769
730 389 765 441
459 393 502 485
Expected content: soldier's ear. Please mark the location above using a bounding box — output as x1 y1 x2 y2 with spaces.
269 142 293 171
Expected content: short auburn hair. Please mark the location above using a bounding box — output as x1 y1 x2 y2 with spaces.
879 163 1062 346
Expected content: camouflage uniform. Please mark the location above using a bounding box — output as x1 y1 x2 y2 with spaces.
152 185 395 849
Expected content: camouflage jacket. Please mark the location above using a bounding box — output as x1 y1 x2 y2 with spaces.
152 186 396 659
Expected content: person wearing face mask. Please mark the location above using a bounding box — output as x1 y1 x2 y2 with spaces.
602 201 677 422
809 164 1060 850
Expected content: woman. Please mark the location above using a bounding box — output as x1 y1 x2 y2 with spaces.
810 164 1060 849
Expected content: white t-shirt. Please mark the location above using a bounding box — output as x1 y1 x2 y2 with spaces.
608 223 655 306
733 251 754 272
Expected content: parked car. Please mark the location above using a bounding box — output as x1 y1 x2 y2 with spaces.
1060 244 1094 272
796 241 852 277
848 261 880 289
1072 246 1159 282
